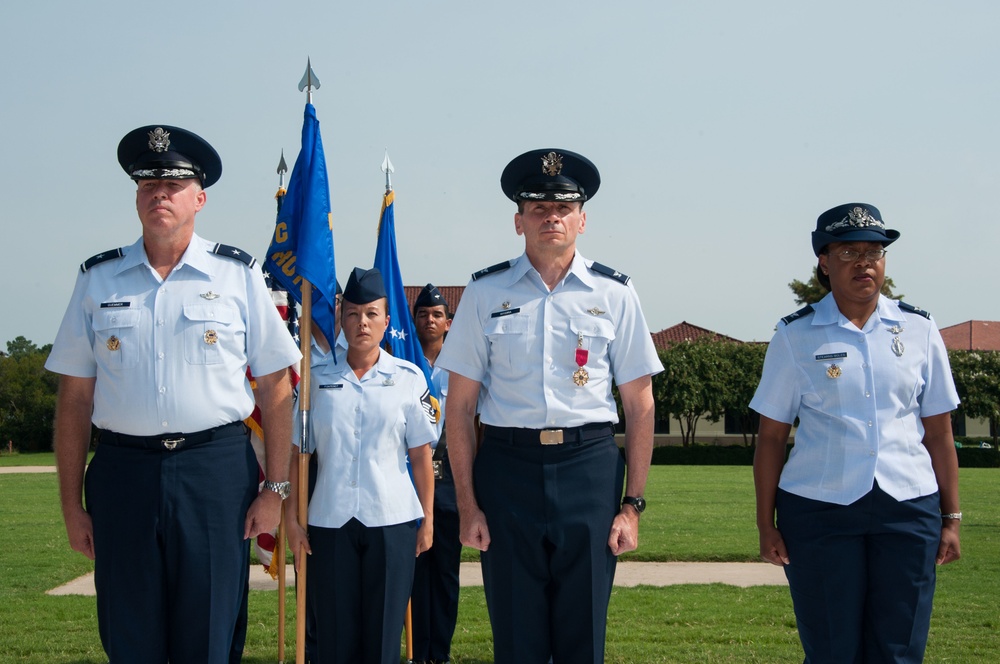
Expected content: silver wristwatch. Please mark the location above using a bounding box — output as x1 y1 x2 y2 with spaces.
263 480 291 500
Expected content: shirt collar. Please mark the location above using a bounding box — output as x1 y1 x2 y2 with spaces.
506 251 594 291
115 233 213 278
812 292 902 329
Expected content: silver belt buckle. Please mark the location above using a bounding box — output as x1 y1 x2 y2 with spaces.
162 437 185 451
539 429 564 445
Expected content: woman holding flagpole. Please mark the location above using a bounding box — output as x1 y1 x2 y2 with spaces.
285 266 436 664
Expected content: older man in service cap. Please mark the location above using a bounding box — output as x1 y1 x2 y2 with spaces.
46 125 301 663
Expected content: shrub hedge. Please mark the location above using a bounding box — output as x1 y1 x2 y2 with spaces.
651 440 999 468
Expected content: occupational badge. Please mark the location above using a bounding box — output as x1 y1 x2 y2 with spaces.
106 336 121 351
891 337 905 357
826 364 842 379
502 301 511 310
588 307 606 316
541 151 563 176
200 291 220 300
887 325 903 335
204 330 218 345
383 378 396 386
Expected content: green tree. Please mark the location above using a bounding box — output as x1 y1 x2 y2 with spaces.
789 270 903 306
948 349 1000 446
0 338 58 452
654 337 730 447
719 342 768 447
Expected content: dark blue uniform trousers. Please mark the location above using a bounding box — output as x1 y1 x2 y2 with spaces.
410 478 462 662
475 426 625 664
777 483 941 663
308 518 418 664
86 424 257 663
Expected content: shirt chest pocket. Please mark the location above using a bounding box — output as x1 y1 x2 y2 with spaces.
570 316 616 359
485 315 532 368
92 309 142 368
183 303 237 365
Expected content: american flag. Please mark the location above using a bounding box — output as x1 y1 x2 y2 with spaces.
246 270 301 576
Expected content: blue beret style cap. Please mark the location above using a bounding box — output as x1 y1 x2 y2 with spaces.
343 267 387 305
414 283 447 310
500 149 600 203
117 125 223 188
811 203 900 256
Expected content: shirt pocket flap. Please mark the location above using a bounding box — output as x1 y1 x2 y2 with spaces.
570 316 616 341
183 303 236 325
484 315 532 336
92 309 141 332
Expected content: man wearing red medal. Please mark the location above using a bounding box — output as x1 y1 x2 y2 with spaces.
437 149 663 664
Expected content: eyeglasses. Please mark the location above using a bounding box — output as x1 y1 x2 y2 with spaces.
832 249 887 263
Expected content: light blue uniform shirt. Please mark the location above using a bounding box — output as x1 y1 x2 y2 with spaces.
437 252 662 429
750 293 959 505
428 361 448 446
300 349 438 528
45 234 302 436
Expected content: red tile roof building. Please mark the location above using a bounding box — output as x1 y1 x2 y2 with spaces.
939 321 1000 351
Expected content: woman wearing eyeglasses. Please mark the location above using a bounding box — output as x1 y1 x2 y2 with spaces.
750 203 962 663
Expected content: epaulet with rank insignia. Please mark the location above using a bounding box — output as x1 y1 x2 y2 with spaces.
780 304 814 326
589 262 630 285
471 260 512 281
80 248 124 273
212 243 257 268
898 301 931 319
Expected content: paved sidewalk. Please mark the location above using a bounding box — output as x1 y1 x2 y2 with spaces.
48 561 786 596
0 465 58 473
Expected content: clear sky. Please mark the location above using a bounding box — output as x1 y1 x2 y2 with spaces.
3 1 998 348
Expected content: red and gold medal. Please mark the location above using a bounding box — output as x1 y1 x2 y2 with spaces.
573 332 589 386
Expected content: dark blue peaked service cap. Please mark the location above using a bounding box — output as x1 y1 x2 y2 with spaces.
501 149 600 204
117 125 223 188
811 203 900 256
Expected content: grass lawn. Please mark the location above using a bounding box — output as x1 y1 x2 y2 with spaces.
1 465 997 662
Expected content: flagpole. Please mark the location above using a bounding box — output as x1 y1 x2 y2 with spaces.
296 281 312 664
294 58 321 664
275 152 289 664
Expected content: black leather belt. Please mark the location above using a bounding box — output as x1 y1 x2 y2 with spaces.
484 422 614 447
99 421 247 451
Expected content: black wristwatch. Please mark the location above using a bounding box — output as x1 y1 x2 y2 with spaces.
621 495 646 514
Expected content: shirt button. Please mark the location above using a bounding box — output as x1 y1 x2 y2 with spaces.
158 352 165 360
157 319 165 326
868 420 873 427
161 421 168 427
350 481 357 487
869 450 876 456
352 456 358 462
547 325 554 331
354 430 360 436
862 363 869 369
865 391 870 398
111 316 117 324
159 387 166 394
